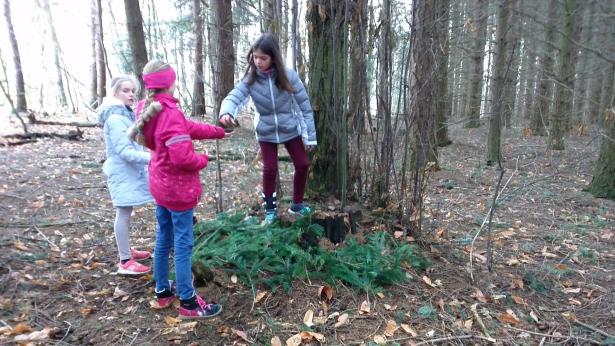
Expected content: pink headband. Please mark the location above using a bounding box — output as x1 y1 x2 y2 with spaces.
143 67 176 89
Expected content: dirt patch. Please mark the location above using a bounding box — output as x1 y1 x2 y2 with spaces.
0 120 613 345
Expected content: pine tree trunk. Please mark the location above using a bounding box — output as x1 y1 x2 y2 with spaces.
215 0 234 115
502 0 520 129
347 0 368 198
548 0 577 151
307 0 347 196
530 0 557 136
89 0 98 107
192 0 206 117
95 0 105 106
124 0 148 96
436 0 451 146
588 111 615 199
410 0 439 169
3 0 27 112
486 0 511 165
464 0 488 128
373 0 393 206
571 2 593 127
40 0 67 108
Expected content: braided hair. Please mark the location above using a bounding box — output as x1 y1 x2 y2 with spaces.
127 60 172 146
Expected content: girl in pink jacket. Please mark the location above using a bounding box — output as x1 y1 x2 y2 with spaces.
128 60 225 319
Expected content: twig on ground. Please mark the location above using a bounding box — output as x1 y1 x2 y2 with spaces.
471 303 495 341
504 325 603 344
574 319 614 338
413 334 495 345
33 225 59 250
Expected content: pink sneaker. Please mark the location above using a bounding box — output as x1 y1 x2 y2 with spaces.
117 259 150 275
130 248 151 260
179 295 222 319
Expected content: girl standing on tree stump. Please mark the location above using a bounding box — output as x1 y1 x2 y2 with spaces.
219 33 317 224
97 75 153 276
128 60 226 319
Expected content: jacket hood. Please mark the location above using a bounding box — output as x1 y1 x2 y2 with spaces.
97 97 134 125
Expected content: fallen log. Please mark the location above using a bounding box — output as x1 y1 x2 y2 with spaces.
27 111 98 127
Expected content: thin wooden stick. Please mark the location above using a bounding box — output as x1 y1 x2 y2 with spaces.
574 319 614 338
471 303 495 341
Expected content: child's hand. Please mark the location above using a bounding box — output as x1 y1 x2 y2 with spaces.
219 114 238 131
306 145 315 152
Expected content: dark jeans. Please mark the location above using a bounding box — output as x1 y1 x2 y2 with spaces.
154 205 195 300
259 136 309 204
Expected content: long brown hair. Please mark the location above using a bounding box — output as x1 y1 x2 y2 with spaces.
127 60 170 146
245 33 294 92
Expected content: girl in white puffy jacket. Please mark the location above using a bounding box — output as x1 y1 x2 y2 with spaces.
97 75 153 275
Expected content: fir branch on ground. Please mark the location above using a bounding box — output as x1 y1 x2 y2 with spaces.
192 213 430 293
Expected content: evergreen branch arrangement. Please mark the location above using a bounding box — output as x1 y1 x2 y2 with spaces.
192 213 430 293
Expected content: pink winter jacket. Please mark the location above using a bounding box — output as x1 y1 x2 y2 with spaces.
137 93 225 211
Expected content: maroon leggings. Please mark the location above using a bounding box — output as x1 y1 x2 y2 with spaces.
259 136 309 204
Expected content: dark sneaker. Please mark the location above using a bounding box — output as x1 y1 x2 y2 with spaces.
288 203 312 216
179 295 222 319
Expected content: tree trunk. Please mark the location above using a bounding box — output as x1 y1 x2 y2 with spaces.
40 0 67 108
502 0 520 128
436 0 451 146
347 0 368 198
95 0 106 105
521 13 537 122
214 0 234 115
307 0 347 197
89 0 98 107
124 0 148 96
530 0 558 136
373 0 393 206
3 0 27 112
463 0 488 128
486 0 511 165
548 0 577 150
410 0 439 169
192 0 206 117
588 110 615 200
571 1 593 127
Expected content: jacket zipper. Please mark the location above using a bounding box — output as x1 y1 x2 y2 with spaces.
268 76 280 143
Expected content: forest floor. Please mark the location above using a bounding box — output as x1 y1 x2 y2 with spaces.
0 114 614 346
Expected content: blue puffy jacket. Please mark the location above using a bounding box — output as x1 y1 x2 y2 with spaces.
219 68 317 146
98 97 153 207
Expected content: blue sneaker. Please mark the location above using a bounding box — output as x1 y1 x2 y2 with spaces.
263 208 278 224
288 203 312 216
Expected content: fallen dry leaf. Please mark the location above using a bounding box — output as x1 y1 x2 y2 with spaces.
422 276 437 288
164 316 181 326
271 336 282 346
13 328 52 342
317 285 333 302
303 309 314 327
498 311 520 325
11 323 32 335
113 287 128 299
254 290 268 304
285 333 302 346
511 296 525 305
359 300 371 314
234 329 251 343
13 240 28 251
334 313 349 328
400 324 418 337
384 303 397 311
376 292 385 299
384 320 398 337
373 334 387 344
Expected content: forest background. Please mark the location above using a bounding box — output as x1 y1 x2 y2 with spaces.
0 0 614 345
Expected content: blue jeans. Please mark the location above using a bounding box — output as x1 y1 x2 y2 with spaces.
154 205 195 300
